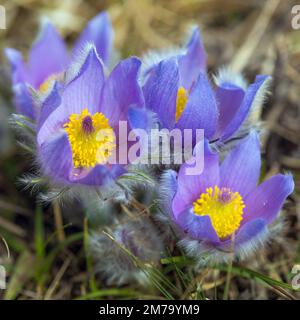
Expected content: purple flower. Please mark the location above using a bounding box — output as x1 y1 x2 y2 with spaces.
5 12 113 120
131 28 271 147
159 132 294 262
36 45 144 186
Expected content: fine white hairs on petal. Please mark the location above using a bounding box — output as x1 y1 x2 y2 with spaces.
158 170 177 217
90 218 164 286
245 75 272 125
141 24 200 78
142 46 183 77
231 75 272 144
214 67 248 90
66 42 105 85
178 224 272 266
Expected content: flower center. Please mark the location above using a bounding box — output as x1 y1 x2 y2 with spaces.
193 186 245 239
175 86 188 121
64 108 115 168
82 115 94 134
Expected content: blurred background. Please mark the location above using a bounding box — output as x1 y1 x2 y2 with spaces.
0 0 299 299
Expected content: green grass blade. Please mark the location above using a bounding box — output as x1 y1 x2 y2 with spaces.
4 251 35 300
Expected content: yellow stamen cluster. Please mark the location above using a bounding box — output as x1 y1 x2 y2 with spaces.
64 108 115 168
175 86 188 121
193 186 245 239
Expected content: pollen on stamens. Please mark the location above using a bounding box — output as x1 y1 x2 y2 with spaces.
175 86 188 121
64 108 116 168
193 186 245 239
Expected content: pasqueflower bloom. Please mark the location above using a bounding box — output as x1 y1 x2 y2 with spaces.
159 132 294 262
37 45 143 186
139 59 270 143
132 27 270 146
90 218 164 285
5 11 113 119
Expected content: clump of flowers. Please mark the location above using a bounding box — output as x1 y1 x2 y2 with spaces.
5 11 295 286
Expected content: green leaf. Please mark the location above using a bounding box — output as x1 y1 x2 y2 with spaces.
4 251 35 300
215 264 300 292
75 288 138 300
35 206 45 259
